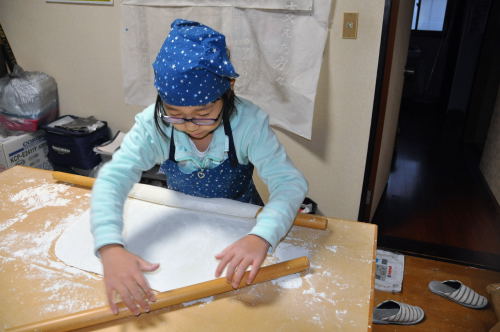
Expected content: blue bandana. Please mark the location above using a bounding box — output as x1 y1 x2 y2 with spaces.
153 19 239 106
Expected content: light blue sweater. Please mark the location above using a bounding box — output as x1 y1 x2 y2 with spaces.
91 97 308 251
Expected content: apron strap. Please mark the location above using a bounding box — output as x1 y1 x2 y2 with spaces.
168 126 176 161
222 109 238 168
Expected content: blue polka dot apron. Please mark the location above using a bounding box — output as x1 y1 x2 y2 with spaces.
159 115 263 205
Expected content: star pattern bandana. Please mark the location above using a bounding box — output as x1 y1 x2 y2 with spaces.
153 19 239 106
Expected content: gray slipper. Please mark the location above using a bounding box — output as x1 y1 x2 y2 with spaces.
373 300 425 325
428 280 488 309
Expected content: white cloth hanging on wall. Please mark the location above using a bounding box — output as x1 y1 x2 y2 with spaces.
120 0 332 139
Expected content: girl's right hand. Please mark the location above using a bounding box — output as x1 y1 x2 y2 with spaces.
99 244 159 315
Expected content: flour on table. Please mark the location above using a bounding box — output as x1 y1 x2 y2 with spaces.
0 179 100 319
0 213 28 232
9 183 71 212
0 210 101 281
271 273 303 289
311 314 324 327
325 245 338 253
273 242 310 261
182 296 215 307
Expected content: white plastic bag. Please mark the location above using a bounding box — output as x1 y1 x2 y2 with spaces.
0 65 58 119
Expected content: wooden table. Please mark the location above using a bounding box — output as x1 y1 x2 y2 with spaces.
0 166 377 331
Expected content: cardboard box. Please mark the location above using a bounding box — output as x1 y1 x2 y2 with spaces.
0 131 53 172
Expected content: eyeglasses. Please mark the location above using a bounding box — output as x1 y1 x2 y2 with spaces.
158 100 222 126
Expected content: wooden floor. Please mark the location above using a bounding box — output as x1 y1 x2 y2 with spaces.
373 255 500 331
373 101 500 270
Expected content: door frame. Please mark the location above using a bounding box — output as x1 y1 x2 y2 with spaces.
358 0 399 221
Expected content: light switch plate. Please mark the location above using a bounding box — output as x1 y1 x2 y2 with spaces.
343 12 359 39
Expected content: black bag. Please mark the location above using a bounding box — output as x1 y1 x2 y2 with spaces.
43 115 110 170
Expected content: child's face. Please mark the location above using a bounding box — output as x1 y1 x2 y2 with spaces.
163 99 223 140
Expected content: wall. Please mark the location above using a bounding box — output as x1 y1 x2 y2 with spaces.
263 0 385 219
0 0 385 220
0 1 139 129
480 84 500 205
447 0 491 113
464 0 500 149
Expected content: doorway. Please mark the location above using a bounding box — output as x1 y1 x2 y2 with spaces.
362 0 500 270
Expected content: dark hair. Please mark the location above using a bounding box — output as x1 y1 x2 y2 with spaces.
154 88 237 139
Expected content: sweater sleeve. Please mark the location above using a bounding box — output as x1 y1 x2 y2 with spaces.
90 105 168 253
240 104 308 249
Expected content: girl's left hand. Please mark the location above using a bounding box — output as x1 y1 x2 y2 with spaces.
215 234 270 288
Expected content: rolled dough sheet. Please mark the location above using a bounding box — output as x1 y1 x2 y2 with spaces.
128 184 261 219
55 198 257 292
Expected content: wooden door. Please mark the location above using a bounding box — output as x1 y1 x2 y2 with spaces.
358 0 415 221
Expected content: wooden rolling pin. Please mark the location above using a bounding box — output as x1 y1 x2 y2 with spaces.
52 171 328 230
8 256 309 332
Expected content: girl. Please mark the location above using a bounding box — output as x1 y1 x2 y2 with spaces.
91 19 307 315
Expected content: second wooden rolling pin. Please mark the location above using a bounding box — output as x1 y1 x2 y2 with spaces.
53 171 328 230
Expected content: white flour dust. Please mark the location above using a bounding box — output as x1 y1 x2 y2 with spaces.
0 213 28 232
311 313 324 327
30 262 96 315
271 273 303 289
1 213 90 276
273 242 310 261
299 273 338 311
269 237 344 315
1 181 100 316
1 210 100 315
325 245 338 253
182 296 215 307
9 182 71 212
302 287 336 305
